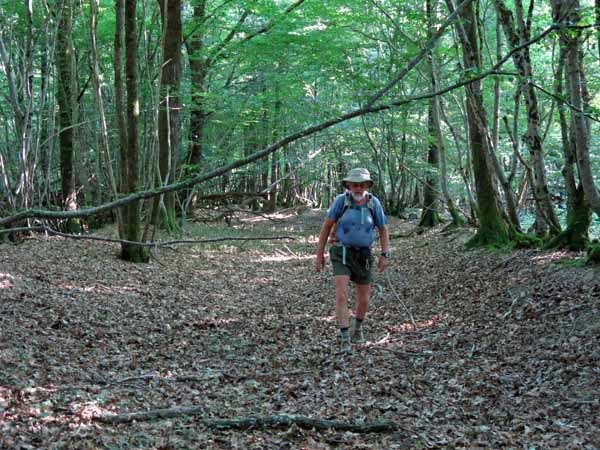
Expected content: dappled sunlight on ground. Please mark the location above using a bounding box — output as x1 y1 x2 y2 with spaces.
195 317 239 328
315 314 338 324
0 385 111 432
56 282 144 295
0 272 15 289
531 250 582 264
252 253 313 263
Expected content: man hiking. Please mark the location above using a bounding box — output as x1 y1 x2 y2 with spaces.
315 168 389 353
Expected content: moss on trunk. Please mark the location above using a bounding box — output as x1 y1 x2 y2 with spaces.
545 189 591 252
418 209 442 228
466 201 510 249
587 242 600 264
446 203 465 230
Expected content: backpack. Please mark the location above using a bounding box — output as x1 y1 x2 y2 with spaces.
328 192 376 245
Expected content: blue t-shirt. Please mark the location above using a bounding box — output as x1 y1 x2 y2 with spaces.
326 193 387 248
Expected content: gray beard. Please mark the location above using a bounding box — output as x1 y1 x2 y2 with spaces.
352 192 367 202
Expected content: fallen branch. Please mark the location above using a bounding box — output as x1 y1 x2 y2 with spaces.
0 225 295 246
95 410 399 433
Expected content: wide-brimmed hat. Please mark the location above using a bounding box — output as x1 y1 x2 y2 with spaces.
342 168 374 188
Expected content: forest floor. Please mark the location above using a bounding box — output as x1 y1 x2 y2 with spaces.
1 208 599 450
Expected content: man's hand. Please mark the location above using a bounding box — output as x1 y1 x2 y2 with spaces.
377 255 388 272
315 253 326 272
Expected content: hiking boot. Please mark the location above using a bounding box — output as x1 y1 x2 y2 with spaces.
350 319 365 344
340 335 352 353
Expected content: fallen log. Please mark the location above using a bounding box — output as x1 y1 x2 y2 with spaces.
95 410 398 433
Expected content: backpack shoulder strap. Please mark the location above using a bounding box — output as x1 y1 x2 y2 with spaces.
335 191 352 223
366 193 374 211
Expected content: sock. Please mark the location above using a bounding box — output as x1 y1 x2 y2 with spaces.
354 318 363 329
340 327 350 339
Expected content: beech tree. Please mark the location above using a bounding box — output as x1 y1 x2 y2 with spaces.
446 0 510 247
494 0 560 235
55 0 82 233
151 0 182 232
120 0 148 262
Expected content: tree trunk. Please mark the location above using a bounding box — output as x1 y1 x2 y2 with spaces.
419 103 442 228
421 0 455 228
447 0 509 246
494 0 560 235
120 0 148 262
545 44 591 251
484 19 521 231
114 0 128 239
90 0 120 227
183 0 207 211
56 0 81 233
152 0 182 232
561 4 600 220
439 99 477 224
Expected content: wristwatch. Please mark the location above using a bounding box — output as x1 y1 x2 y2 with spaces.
381 251 389 258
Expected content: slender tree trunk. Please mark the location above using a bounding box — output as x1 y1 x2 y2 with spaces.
182 0 207 211
439 100 477 223
152 0 182 231
423 0 459 228
487 92 520 230
90 0 120 226
486 18 521 231
120 0 148 262
0 8 36 213
419 104 442 228
264 98 281 213
544 45 591 250
562 11 600 219
447 0 509 246
56 0 81 232
494 0 560 235
115 0 128 238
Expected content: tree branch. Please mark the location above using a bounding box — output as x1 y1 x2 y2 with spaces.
94 410 399 432
238 0 307 45
206 0 307 67
364 0 474 108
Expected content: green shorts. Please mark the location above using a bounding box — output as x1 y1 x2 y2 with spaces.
330 245 374 285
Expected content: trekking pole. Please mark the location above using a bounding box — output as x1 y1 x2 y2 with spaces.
385 270 418 331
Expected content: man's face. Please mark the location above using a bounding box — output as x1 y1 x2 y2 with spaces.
348 182 369 200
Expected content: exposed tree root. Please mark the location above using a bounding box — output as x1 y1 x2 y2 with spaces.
95 410 399 433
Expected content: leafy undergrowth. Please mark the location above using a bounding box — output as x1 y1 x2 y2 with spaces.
1 208 599 449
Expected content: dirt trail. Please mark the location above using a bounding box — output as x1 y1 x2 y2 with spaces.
0 209 598 449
